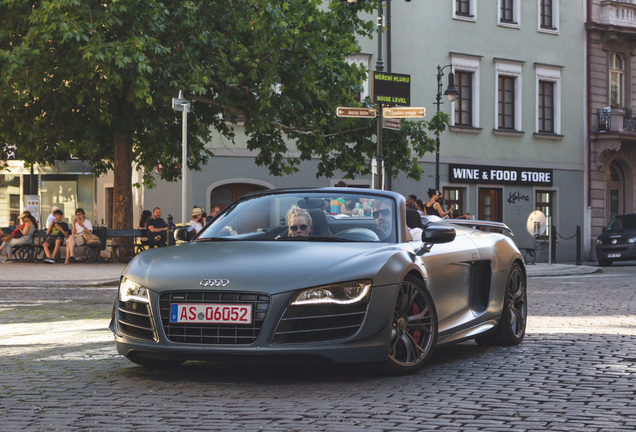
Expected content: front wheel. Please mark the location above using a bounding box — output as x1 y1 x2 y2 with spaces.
383 275 438 375
476 262 527 346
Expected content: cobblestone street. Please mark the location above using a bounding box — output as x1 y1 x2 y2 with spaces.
1 265 635 432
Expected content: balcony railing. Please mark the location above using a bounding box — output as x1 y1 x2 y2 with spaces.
599 2 636 29
598 108 636 133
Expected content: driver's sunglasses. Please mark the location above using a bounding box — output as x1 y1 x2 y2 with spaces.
372 208 391 219
290 224 309 232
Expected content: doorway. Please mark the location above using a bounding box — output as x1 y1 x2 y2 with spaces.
478 188 502 222
209 183 269 213
607 162 624 221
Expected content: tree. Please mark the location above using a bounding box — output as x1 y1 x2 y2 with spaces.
0 0 441 256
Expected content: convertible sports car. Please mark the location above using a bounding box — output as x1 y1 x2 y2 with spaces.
110 188 527 374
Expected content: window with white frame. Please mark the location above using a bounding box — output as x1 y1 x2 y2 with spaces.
454 0 477 22
538 0 559 34
347 54 372 102
499 0 520 28
495 59 523 132
535 64 561 135
450 54 481 128
610 52 625 107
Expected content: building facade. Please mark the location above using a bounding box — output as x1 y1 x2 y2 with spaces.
356 0 586 261
587 0 636 257
94 1 587 262
1 147 97 229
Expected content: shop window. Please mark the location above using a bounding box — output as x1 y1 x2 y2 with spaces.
40 174 95 225
0 174 21 227
443 187 466 217
535 190 554 236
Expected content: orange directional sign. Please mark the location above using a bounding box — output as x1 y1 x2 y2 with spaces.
336 107 377 118
382 107 426 118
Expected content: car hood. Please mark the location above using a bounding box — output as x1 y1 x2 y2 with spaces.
123 240 405 294
598 228 636 240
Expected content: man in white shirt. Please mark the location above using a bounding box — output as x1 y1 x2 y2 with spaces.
46 206 59 229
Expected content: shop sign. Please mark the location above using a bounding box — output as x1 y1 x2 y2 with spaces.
449 163 553 186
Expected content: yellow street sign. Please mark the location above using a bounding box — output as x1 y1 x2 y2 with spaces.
382 107 426 118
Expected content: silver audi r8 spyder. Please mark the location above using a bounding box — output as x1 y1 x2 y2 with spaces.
110 188 527 374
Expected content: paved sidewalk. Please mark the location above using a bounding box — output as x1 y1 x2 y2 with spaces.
1 262 126 286
525 262 601 277
0 260 600 286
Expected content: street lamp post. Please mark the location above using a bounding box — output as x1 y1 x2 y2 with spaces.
375 0 384 190
171 90 190 226
434 64 459 192
343 0 413 190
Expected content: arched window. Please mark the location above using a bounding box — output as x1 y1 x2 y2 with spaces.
610 53 625 107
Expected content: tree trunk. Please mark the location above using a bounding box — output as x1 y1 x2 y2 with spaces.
113 131 134 261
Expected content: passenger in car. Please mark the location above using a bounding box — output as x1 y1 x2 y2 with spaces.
287 206 313 238
406 209 424 242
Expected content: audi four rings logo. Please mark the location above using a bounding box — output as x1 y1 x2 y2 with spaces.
200 279 230 287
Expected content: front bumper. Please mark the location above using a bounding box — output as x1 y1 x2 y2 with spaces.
596 242 636 262
110 284 398 365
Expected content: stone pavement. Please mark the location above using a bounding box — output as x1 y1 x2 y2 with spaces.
0 260 600 286
1 262 127 287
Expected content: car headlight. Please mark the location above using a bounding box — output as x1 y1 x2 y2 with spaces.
291 280 372 306
596 239 602 245
628 238 636 244
119 277 149 303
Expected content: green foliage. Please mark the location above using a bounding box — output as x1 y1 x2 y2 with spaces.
0 0 443 185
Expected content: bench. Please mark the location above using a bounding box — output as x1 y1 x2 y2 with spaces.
104 229 147 262
520 247 537 265
25 228 105 262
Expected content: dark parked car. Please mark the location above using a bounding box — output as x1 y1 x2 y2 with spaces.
110 188 527 375
596 213 636 266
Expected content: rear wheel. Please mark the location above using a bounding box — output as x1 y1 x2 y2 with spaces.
476 262 527 346
383 275 437 375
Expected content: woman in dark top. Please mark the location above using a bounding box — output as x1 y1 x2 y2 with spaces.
424 188 455 218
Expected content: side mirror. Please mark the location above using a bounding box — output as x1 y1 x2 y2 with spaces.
174 226 197 243
416 225 456 256
422 225 456 244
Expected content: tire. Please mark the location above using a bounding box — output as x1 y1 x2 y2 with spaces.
476 263 527 346
383 275 438 375
598 259 612 267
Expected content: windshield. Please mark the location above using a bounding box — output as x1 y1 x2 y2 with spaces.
197 191 397 243
606 214 636 231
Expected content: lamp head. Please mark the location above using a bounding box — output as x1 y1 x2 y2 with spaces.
444 71 460 102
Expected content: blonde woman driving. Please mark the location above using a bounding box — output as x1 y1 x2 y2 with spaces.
286 206 313 238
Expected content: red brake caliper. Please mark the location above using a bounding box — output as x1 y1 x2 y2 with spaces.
410 303 421 342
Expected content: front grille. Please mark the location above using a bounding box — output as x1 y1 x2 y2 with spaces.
117 300 155 341
159 291 270 345
273 303 368 344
